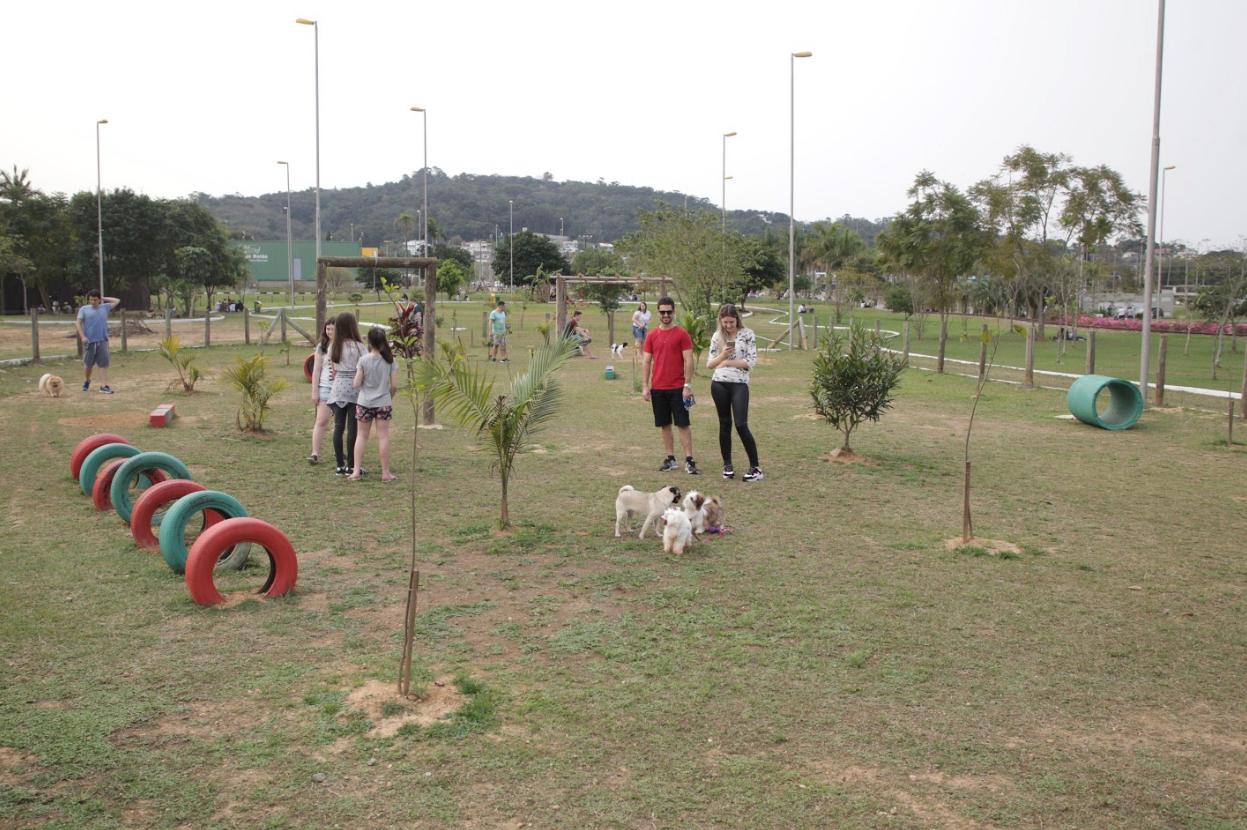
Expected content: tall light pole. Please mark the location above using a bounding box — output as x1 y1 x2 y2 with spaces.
560 217 564 237
721 131 736 233
277 161 293 306
788 51 812 349
410 107 428 255
1159 164 1175 288
95 118 108 297
508 199 514 293
1139 1 1165 405
295 18 321 268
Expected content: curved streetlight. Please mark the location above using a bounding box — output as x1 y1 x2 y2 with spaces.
788 51 812 348
95 118 108 296
410 107 429 258
277 161 293 306
508 199 514 293
295 18 320 269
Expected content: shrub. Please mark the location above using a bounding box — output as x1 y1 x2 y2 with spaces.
222 354 287 432
158 336 202 393
810 320 906 452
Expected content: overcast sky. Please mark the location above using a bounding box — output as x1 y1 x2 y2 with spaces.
5 0 1244 247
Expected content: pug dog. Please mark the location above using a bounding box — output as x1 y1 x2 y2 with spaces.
615 484 681 539
38 373 64 398
661 506 694 555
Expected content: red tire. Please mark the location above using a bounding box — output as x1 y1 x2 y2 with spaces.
185 517 298 607
303 353 316 382
70 433 129 481
130 480 225 549
92 459 167 512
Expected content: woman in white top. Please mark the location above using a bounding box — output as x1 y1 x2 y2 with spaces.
705 303 763 482
327 312 367 476
350 327 399 482
631 302 651 348
308 319 336 464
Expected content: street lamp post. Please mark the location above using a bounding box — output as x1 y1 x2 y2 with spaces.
95 118 108 297
1159 164 1175 288
295 18 321 268
1138 1 1166 405
277 161 293 306
721 131 736 233
410 107 428 256
508 199 514 293
788 51 812 349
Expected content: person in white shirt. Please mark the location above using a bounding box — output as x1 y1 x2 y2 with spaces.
705 303 763 482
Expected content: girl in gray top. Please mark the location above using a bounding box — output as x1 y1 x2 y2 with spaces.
328 313 366 475
349 327 398 481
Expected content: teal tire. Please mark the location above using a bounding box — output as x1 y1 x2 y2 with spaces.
160 490 249 574
111 452 193 525
79 443 142 497
1067 375 1143 430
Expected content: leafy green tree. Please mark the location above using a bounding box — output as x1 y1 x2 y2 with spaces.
173 246 214 315
878 172 987 369
617 204 739 319
734 233 785 301
433 338 576 528
807 222 865 317
809 320 906 454
884 284 913 317
68 189 167 299
572 247 625 276
432 243 472 272
492 231 569 286
436 259 468 299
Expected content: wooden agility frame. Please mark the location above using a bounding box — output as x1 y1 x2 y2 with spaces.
549 275 672 341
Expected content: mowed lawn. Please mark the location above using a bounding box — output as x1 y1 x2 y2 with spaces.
1 301 1245 829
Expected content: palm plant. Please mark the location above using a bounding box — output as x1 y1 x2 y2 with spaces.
157 335 202 393
222 354 287 432
434 338 576 528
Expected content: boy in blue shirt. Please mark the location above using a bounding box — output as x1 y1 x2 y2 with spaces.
488 299 509 363
75 289 121 393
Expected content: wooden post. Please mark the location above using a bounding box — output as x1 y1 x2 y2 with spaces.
315 260 327 338
280 310 288 344
555 276 568 339
978 324 988 380
204 308 211 347
1023 325 1035 389
243 306 251 344
1155 335 1167 406
164 308 172 342
812 313 819 350
937 318 948 374
902 320 910 362
119 310 128 353
76 328 83 359
1085 329 1096 375
1229 398 1236 447
30 309 40 364
607 311 616 347
874 320 881 338
1240 346 1247 419
422 265 436 424
798 318 808 350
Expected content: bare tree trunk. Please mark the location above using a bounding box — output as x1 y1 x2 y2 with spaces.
500 475 510 528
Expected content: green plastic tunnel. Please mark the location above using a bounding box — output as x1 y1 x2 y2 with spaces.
1067 375 1143 430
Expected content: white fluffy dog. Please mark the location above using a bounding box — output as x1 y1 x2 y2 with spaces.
661 507 694 555
38 373 64 398
615 484 681 539
682 490 708 535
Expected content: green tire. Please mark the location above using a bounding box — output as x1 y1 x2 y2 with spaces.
79 443 141 497
160 490 248 574
111 452 193 525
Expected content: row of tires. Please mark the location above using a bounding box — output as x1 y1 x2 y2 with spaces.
69 433 298 606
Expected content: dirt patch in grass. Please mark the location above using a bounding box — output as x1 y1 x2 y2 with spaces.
0 746 39 787
809 759 990 828
944 537 1022 555
819 448 874 464
58 411 151 429
345 677 466 737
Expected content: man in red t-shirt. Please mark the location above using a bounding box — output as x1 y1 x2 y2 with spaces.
642 297 698 474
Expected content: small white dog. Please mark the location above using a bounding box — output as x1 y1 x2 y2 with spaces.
615 484 681 539
661 507 694 555
682 490 708 535
610 343 628 358
38 373 64 398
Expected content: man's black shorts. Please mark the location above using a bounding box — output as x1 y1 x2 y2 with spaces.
650 387 690 428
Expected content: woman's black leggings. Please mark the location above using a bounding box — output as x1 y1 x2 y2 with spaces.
710 380 759 469
331 402 357 468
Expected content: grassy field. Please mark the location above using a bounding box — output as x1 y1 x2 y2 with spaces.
1 299 1245 828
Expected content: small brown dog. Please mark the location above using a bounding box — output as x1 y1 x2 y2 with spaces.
38 373 64 398
682 490 725 536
